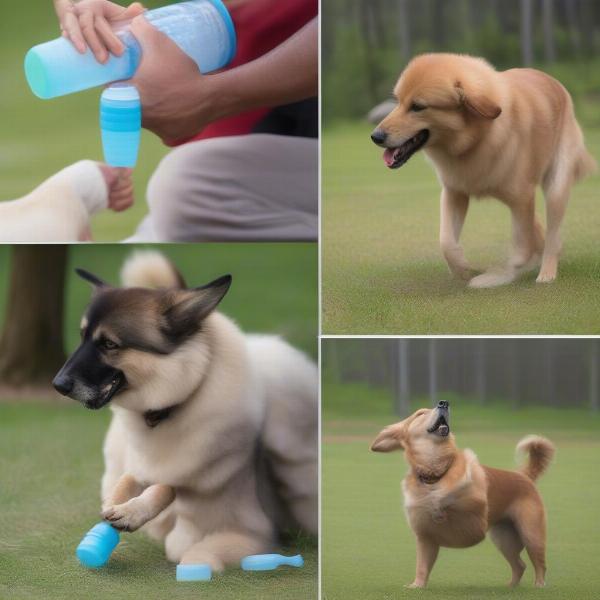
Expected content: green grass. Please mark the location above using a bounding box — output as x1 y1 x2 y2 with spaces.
0 404 317 600
322 383 600 600
0 243 318 357
322 121 600 334
0 1 171 241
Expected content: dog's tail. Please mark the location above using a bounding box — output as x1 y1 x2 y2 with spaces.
516 435 555 482
120 250 185 289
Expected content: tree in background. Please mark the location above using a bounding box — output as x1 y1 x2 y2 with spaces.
0 246 67 388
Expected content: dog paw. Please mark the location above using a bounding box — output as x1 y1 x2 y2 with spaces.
101 498 148 532
468 269 516 289
536 270 556 284
405 582 426 589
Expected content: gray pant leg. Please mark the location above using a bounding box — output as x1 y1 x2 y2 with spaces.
145 134 317 242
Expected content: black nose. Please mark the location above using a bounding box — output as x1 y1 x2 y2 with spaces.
53 374 74 396
437 400 449 409
371 129 387 145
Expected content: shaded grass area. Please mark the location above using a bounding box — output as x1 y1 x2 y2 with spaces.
0 1 170 241
322 383 600 600
0 404 317 600
0 243 318 358
322 122 600 334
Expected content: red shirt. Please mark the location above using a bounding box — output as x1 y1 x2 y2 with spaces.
175 0 317 145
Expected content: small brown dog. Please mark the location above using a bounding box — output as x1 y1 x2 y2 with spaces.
371 400 555 588
371 53 596 287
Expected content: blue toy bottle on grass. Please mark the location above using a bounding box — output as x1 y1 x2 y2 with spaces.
76 522 120 569
25 0 236 99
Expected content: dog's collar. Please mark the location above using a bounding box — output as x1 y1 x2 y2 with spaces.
414 457 455 485
143 405 176 428
416 470 444 485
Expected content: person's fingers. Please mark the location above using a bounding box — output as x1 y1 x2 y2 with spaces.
117 2 146 20
79 11 108 63
62 11 87 53
95 16 125 56
109 192 134 211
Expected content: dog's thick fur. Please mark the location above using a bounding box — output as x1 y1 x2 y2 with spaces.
371 404 555 588
372 53 596 287
53 251 317 571
0 161 108 242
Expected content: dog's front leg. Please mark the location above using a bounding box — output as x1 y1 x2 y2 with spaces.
102 477 175 532
439 187 473 280
407 537 439 589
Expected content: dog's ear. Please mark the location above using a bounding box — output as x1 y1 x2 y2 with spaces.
75 268 109 290
163 275 232 335
456 81 501 120
371 422 406 453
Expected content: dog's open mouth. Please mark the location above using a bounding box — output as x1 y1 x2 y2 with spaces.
383 129 430 169
88 372 126 410
427 413 450 437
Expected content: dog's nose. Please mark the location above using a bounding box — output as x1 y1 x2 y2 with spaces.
437 400 449 409
52 374 73 396
371 129 387 145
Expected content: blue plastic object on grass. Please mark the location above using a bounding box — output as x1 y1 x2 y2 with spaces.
76 522 120 568
100 84 142 168
176 563 212 581
241 554 304 571
25 0 236 99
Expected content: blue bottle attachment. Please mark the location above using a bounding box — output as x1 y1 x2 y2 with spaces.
25 0 236 99
76 522 120 568
100 84 142 168
241 553 304 571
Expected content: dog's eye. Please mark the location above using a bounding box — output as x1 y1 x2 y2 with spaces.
102 339 119 350
410 102 426 112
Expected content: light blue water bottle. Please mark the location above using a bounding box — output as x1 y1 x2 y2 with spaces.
76 522 120 568
100 84 142 167
25 0 236 99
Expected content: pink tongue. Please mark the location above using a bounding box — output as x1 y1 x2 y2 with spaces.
383 148 396 167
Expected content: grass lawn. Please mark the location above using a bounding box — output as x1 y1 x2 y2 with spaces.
0 1 172 241
322 382 600 600
322 121 600 334
0 404 317 600
0 243 318 357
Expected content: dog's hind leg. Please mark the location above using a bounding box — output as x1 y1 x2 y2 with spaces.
440 187 474 280
179 531 271 572
537 182 569 283
513 504 547 587
407 537 439 588
489 521 526 587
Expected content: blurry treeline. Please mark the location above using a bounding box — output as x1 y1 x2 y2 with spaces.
323 338 600 414
323 0 600 122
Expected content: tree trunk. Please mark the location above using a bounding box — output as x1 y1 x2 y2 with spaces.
520 0 534 66
398 0 412 61
542 0 556 62
0 246 67 387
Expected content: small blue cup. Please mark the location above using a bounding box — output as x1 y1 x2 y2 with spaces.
76 522 120 568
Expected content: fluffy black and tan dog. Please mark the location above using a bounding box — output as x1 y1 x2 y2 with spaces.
53 251 317 572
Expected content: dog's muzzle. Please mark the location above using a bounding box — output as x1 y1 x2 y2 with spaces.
427 400 450 437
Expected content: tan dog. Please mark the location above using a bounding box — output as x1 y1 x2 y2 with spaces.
371 53 596 287
371 400 555 588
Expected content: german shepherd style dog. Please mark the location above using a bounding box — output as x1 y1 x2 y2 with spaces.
53 251 317 572
371 401 555 588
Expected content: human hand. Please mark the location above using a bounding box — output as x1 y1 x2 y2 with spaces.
129 16 213 143
98 164 135 212
53 0 145 63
